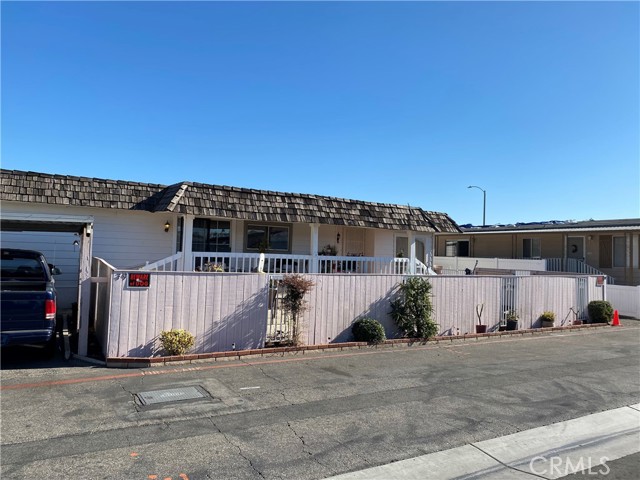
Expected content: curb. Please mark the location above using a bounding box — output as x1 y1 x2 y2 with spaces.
324 404 640 480
106 323 613 368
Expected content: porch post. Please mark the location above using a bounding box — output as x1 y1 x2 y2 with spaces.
77 222 93 356
181 215 194 271
409 231 416 274
425 234 434 269
310 224 319 273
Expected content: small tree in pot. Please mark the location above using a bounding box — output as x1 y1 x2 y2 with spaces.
505 310 519 331
475 304 487 333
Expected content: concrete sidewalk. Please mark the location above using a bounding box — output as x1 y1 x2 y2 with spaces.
325 404 640 479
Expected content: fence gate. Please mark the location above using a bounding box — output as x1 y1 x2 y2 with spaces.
500 277 518 326
576 277 589 321
266 276 293 345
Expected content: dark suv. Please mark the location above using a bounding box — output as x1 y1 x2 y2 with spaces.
1 248 60 355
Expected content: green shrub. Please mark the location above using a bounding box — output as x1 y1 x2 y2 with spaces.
588 301 613 323
390 277 438 339
159 329 195 356
539 311 555 322
505 310 519 321
352 317 386 344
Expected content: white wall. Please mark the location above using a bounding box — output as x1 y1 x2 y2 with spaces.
292 223 311 254
2 202 175 269
607 285 640 318
373 229 397 257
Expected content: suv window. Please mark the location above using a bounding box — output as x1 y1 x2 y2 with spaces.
1 252 46 280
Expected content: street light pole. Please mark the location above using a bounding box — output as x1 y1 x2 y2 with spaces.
467 185 486 226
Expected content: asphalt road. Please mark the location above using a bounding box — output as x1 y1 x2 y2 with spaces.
1 324 639 480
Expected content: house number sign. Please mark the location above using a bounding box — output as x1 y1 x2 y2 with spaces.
128 272 151 288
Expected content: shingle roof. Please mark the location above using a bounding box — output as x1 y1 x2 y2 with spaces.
1 169 461 233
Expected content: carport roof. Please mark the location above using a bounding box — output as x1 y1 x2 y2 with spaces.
459 218 640 234
1 169 461 233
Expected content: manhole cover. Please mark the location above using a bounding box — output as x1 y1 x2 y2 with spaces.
136 386 207 406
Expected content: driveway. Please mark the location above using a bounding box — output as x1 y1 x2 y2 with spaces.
1 323 639 479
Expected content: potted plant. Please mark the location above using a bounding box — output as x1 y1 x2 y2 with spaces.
475 304 487 334
540 311 555 328
319 244 337 256
505 310 519 331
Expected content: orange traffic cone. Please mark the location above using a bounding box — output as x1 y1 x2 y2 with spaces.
612 310 621 326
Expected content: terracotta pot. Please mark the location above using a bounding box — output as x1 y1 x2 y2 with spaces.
476 325 487 334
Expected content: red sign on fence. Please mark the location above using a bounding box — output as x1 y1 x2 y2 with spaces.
128 272 151 288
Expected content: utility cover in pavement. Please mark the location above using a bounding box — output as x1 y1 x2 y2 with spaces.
136 386 206 406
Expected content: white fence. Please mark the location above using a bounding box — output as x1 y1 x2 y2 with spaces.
434 256 547 274
607 285 640 318
93 268 603 358
94 269 268 358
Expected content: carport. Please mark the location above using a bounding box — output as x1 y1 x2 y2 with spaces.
1 213 94 356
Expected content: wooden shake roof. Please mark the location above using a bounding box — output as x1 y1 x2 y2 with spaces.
0 169 461 233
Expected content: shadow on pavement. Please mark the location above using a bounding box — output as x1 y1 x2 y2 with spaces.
1 332 105 370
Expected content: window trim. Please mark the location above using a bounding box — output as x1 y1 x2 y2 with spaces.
522 238 541 259
444 239 469 257
244 222 292 253
613 236 626 268
191 218 232 253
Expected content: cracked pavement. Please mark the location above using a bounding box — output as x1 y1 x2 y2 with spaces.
1 324 639 479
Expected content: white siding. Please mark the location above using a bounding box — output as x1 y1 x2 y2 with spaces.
2 202 175 269
318 225 341 253
292 223 311 254
373 229 396 257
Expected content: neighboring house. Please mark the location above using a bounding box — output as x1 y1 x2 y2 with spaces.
435 219 640 286
1 169 461 311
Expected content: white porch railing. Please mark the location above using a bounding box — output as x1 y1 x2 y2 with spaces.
191 253 417 274
139 252 433 275
142 252 183 271
545 258 608 276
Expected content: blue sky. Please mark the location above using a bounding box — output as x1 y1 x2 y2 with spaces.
2 1 638 226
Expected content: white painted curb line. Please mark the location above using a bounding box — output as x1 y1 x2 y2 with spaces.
325 405 640 479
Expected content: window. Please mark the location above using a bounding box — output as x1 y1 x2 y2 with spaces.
523 238 541 258
600 235 612 268
613 237 626 268
445 240 469 257
246 224 290 252
192 219 231 252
